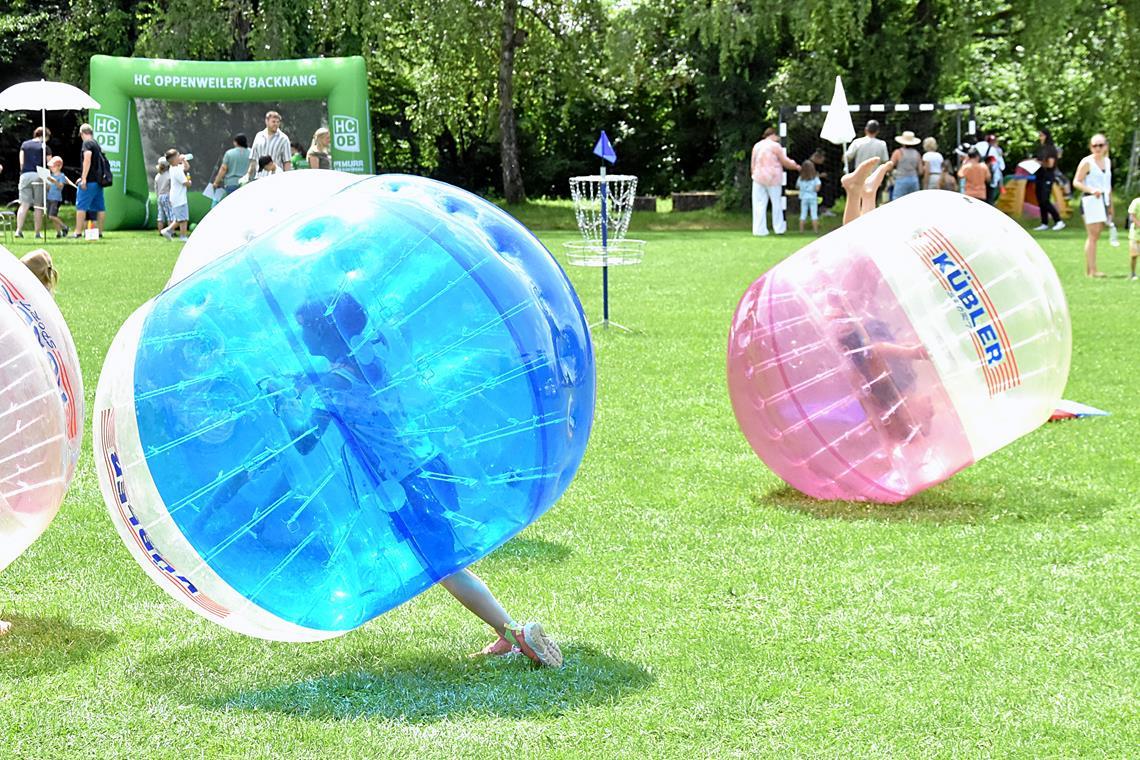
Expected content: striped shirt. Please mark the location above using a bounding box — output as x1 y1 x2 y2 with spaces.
249 128 291 175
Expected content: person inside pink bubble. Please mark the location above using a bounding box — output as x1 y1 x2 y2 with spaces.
831 161 936 451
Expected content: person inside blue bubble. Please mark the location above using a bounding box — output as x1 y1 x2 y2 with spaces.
284 292 563 667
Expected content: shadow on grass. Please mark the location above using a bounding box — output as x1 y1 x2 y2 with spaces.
143 642 652 723
478 536 572 568
0 615 116 678
761 481 1112 524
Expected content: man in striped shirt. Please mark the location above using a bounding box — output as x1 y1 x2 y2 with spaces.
246 110 292 180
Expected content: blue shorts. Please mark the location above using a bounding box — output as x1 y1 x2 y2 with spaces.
799 197 819 221
171 203 189 222
76 183 105 213
892 176 921 199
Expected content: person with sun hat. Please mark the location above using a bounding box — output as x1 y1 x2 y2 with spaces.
888 130 923 200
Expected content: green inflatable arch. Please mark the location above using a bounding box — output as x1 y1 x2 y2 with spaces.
88 55 372 230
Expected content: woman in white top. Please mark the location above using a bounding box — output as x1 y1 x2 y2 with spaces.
1072 133 1113 277
921 137 944 190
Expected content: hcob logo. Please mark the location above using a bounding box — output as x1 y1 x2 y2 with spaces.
910 228 1021 397
332 115 360 152
93 114 120 152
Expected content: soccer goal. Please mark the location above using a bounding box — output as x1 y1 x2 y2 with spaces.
776 101 975 210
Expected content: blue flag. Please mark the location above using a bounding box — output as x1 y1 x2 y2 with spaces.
593 130 617 164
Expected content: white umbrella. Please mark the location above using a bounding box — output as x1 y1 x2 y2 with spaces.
0 80 101 192
820 76 857 175
820 76 856 145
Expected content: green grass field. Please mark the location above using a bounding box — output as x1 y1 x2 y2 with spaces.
1 217 1137 758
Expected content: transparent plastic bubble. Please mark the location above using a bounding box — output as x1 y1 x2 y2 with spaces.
0 247 84 571
728 192 1071 503
166 170 367 290
95 175 595 641
0 247 84 479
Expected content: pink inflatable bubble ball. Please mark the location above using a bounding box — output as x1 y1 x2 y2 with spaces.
728 192 1071 503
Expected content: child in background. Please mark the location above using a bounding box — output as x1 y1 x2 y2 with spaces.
154 157 172 236
290 142 307 171
43 156 72 238
958 149 991 201
797 161 822 233
255 155 276 180
160 149 191 241
1128 195 1139 280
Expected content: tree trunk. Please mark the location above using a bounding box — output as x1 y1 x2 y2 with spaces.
498 0 526 203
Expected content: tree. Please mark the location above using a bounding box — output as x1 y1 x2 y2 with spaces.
498 0 525 202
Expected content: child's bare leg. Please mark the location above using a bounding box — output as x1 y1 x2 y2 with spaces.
441 568 563 666
440 568 513 637
861 162 893 216
843 157 884 223
799 218 805 232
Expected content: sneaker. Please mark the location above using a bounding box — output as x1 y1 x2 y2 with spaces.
177 236 189 241
34 232 42 239
13 232 22 239
1052 220 1066 231
469 636 515 659
1033 224 1049 231
1130 274 1137 281
161 228 173 241
506 622 563 668
62 225 69 238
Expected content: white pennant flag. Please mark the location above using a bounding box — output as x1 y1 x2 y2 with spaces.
820 76 856 145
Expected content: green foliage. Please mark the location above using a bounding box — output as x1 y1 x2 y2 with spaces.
14 0 1140 196
43 0 136 86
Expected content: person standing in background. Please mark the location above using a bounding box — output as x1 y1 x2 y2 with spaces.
844 120 890 171
973 133 1005 204
307 128 332 170
246 111 291 180
14 126 51 239
888 131 923 199
160 148 191 241
42 156 72 238
74 123 107 238
1033 129 1064 231
212 134 251 204
921 137 944 191
958 149 991 202
750 127 800 236
1072 133 1113 278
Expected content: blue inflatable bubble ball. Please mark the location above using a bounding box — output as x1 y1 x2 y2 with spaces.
94 175 595 641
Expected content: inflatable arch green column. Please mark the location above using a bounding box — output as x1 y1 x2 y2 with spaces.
88 55 372 230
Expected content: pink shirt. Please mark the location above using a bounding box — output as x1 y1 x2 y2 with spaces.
751 139 789 186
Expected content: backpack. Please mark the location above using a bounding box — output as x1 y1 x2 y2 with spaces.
96 150 113 188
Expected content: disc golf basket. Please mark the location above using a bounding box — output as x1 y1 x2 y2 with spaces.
567 172 645 330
